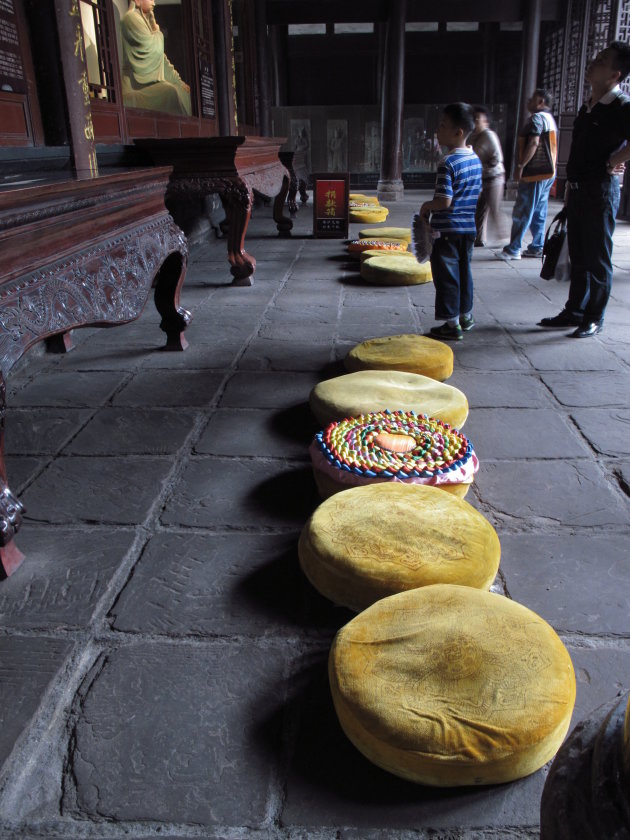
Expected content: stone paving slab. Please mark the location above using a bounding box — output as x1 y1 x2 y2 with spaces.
110 531 311 636
474 460 629 529
499 533 630 635
449 342 529 372
0 528 134 628
63 407 197 455
463 408 592 461
65 642 291 826
139 339 243 370
10 372 129 407
0 636 72 767
219 371 320 409
570 408 630 456
539 371 630 406
160 458 318 530
21 456 174 525
5 455 49 493
237 339 335 372
195 408 314 460
5 408 93 454
111 369 224 407
519 338 624 371
447 372 553 409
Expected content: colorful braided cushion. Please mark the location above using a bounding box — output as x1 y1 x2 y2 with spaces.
309 409 478 499
358 226 412 242
345 334 454 381
309 369 468 428
299 483 500 611
347 239 407 255
329 584 576 786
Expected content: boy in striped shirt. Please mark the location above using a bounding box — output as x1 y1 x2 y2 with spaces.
420 103 483 340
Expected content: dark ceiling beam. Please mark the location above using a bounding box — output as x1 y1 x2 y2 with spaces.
266 0 563 25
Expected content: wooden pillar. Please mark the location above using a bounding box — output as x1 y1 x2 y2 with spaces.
212 0 233 135
377 0 406 202
52 0 98 178
254 0 272 136
270 24 288 107
518 0 543 128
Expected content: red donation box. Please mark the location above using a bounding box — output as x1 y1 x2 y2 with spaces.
313 173 349 238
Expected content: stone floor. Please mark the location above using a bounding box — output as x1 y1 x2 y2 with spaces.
0 190 629 840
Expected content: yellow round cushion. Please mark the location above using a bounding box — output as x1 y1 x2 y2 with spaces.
345 334 454 381
349 193 380 205
359 249 416 264
359 226 412 242
362 255 432 285
329 584 576 786
350 207 389 223
347 239 408 256
309 369 468 428
299 484 500 611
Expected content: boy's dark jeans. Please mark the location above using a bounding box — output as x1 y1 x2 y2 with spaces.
430 233 475 321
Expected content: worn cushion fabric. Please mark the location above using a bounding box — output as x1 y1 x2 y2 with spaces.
359 249 416 264
349 193 380 205
345 334 454 381
309 369 468 428
350 207 389 223
329 584 576 786
361 254 432 285
359 226 412 242
299 484 500 611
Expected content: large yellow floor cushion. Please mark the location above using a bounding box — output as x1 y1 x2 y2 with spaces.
309 409 478 500
349 193 380 205
361 255 432 286
345 334 454 381
299 484 500 611
329 584 576 786
350 207 389 223
359 249 416 265
359 226 412 242
309 369 468 428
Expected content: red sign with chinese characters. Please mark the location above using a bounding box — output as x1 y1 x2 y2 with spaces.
313 173 349 238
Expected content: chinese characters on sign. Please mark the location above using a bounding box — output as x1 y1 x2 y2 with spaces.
0 0 27 95
313 175 349 238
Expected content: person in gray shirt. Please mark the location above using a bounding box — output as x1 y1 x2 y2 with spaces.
470 106 507 247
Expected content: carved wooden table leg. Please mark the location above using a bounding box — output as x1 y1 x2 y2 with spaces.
287 169 299 215
221 183 256 286
0 376 24 578
274 174 293 237
299 178 309 204
153 239 192 351
46 331 75 354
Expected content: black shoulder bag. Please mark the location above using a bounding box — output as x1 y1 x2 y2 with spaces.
540 209 567 280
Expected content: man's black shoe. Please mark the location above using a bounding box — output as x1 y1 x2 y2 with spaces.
537 312 582 329
571 322 603 338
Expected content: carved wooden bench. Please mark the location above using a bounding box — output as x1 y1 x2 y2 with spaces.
0 166 190 576
135 136 293 286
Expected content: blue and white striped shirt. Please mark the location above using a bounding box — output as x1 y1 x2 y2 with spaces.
430 147 482 235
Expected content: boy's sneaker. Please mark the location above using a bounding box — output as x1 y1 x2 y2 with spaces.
430 322 463 341
522 248 543 258
459 314 475 331
496 248 521 260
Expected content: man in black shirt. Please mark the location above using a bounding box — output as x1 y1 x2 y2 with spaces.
538 41 630 337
